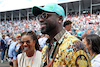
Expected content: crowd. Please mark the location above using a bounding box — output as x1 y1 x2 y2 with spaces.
65 14 100 37
0 2 100 67
0 14 100 39
0 19 41 39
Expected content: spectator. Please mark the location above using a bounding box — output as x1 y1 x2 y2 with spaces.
5 34 11 61
32 3 91 67
15 34 22 55
0 35 7 63
38 34 49 48
16 31 41 67
8 35 20 67
8 37 16 67
84 34 100 67
5 34 11 44
63 20 72 31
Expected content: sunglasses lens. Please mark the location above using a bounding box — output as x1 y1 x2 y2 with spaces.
26 40 30 43
42 13 46 19
37 12 53 20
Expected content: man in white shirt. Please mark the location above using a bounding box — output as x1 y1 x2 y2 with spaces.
63 20 72 31
38 34 49 48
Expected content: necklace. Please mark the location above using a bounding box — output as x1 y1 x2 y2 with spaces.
25 50 36 67
91 53 97 60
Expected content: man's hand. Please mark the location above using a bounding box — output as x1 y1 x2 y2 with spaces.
45 59 53 67
15 40 20 48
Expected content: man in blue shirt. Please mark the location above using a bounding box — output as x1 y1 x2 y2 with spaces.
8 36 20 67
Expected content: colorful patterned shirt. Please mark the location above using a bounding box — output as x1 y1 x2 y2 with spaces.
41 29 91 67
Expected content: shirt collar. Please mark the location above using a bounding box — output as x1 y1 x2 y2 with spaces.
54 29 66 44
46 29 66 44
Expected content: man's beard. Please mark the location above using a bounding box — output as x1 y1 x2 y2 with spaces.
41 26 50 34
41 25 54 34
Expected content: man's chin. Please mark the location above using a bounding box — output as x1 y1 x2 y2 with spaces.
41 30 47 34
41 31 47 34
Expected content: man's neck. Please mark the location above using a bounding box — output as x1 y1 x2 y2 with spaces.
48 26 63 40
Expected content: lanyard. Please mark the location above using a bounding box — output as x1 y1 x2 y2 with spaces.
25 50 36 67
91 53 97 60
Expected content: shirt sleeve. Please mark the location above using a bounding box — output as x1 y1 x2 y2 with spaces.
15 44 20 52
61 40 91 67
8 44 13 57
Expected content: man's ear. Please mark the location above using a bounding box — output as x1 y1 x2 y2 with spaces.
58 15 63 22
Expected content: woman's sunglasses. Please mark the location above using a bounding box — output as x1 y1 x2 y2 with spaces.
36 12 55 20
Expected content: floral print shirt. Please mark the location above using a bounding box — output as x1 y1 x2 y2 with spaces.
41 29 91 67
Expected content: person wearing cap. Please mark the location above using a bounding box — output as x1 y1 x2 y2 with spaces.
8 34 21 67
32 3 91 67
8 37 16 67
63 20 72 31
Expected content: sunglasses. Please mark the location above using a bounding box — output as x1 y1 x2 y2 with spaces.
20 40 31 44
36 12 55 20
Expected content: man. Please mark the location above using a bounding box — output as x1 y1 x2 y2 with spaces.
0 35 7 63
8 37 16 67
5 34 11 62
5 34 11 44
63 20 72 31
38 34 49 48
32 3 91 67
8 34 21 67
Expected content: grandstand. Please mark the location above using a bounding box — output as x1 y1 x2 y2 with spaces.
0 0 100 22
0 0 100 37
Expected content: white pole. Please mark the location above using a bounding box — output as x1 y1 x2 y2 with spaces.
5 12 6 23
19 10 21 21
0 13 1 22
11 11 13 22
90 0 92 15
66 3 68 17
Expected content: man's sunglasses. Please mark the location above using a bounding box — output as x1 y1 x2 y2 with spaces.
20 40 31 44
36 12 55 20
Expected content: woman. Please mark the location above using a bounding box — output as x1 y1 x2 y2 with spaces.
84 34 100 67
16 31 41 67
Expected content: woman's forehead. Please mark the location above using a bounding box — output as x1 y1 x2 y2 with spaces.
21 35 32 40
